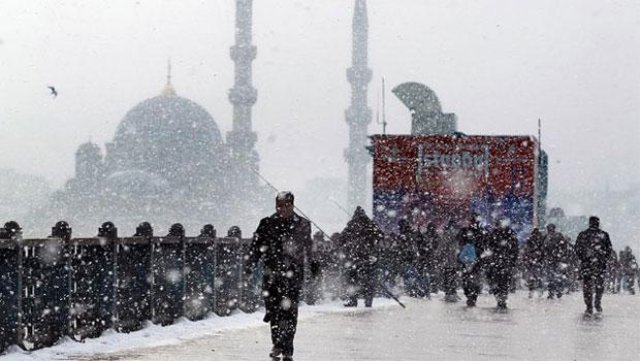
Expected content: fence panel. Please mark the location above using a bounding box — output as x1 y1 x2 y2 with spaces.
0 238 19 353
213 237 242 316
68 237 113 340
18 238 69 350
239 238 262 313
184 236 215 321
150 236 184 326
113 237 151 333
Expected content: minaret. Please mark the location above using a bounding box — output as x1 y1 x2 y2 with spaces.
345 0 372 213
228 0 259 201
162 59 176 96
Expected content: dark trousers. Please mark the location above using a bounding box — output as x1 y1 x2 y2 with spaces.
582 273 605 311
488 268 512 306
442 266 458 296
462 267 481 305
622 271 636 293
527 266 544 292
344 265 375 306
547 266 564 297
264 281 300 357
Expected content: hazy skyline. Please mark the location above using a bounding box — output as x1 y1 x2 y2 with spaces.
1 0 639 213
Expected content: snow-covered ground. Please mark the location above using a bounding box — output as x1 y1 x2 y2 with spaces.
4 291 639 361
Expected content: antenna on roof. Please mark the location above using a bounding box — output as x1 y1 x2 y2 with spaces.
376 77 388 134
538 118 542 156
382 77 387 134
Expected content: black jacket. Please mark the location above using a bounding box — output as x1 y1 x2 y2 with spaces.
246 212 313 292
486 226 519 272
524 230 545 269
340 207 383 269
575 226 612 276
544 231 570 268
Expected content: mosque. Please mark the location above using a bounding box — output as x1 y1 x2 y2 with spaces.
42 75 257 236
38 0 268 236
33 0 375 236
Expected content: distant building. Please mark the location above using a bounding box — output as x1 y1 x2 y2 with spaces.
36 77 267 235
546 207 588 241
33 0 269 236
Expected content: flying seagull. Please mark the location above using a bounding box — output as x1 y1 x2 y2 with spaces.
47 86 58 97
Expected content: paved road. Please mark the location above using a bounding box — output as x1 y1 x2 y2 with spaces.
9 291 640 361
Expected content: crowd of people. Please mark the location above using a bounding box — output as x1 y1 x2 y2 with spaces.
309 210 639 315
245 192 638 361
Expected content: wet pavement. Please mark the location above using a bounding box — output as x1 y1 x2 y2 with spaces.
10 291 640 361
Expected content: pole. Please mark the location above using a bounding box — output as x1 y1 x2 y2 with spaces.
328 197 351 217
382 77 387 135
379 281 406 308
538 118 542 156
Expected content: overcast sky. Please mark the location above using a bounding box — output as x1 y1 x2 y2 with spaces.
1 0 639 209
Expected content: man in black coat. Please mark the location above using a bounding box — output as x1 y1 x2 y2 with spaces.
245 191 314 361
619 246 638 294
485 219 519 310
456 215 488 307
396 219 420 297
340 206 383 307
575 216 613 317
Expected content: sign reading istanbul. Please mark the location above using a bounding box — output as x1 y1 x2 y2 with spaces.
416 143 490 179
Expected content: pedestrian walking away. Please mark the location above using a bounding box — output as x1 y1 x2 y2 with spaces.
485 219 519 310
339 206 383 307
244 191 316 361
456 214 488 307
574 216 612 318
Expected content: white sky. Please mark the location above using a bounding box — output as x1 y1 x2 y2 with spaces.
1 0 639 204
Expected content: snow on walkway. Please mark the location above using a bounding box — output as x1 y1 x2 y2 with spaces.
4 292 640 361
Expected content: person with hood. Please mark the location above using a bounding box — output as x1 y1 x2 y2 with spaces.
396 219 424 298
619 246 638 295
574 216 613 317
456 215 488 307
244 191 316 361
340 206 384 307
485 219 519 310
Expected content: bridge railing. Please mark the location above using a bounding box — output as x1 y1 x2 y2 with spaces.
0 221 260 354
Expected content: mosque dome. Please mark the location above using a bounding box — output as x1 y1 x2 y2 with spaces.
105 89 225 189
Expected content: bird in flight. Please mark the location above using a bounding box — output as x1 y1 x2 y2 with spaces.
47 86 58 97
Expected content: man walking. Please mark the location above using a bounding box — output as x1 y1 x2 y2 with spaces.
619 246 638 295
340 206 383 307
456 215 488 307
485 219 519 310
575 216 612 317
245 191 315 361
